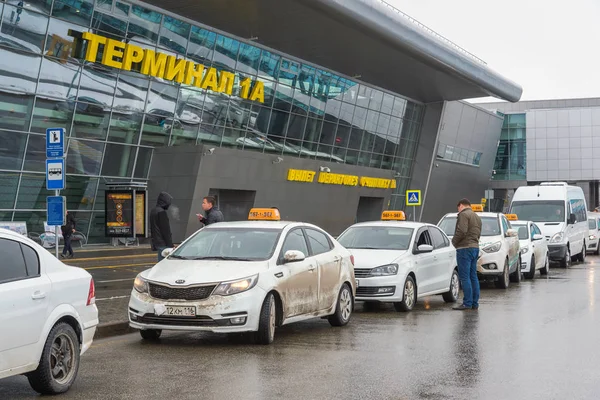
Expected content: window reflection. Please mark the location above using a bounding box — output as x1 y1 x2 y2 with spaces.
159 16 189 54
214 34 239 70
66 138 104 175
1 4 48 54
0 130 27 170
17 173 51 209
92 10 127 39
128 5 160 43
134 147 152 178
0 172 18 209
37 56 81 100
102 143 135 177
0 48 41 95
188 26 215 64
0 92 34 132
52 0 93 27
62 175 98 210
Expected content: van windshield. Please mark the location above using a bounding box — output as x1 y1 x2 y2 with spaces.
510 201 565 223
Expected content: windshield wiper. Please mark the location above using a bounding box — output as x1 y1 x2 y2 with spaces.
192 256 255 261
169 255 190 260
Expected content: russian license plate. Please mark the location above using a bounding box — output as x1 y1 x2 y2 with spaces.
165 306 196 316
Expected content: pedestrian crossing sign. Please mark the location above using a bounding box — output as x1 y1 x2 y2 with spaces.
406 190 421 206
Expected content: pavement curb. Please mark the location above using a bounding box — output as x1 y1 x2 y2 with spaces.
95 321 136 339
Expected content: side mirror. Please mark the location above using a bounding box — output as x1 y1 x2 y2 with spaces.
416 244 434 253
532 234 544 241
283 250 306 263
161 248 174 258
569 213 577 225
506 229 518 238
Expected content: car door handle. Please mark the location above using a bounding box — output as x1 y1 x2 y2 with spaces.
308 265 316 272
31 291 46 300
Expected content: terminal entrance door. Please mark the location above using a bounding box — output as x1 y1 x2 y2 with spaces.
356 197 384 223
207 189 256 221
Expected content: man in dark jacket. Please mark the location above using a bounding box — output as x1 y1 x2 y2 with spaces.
150 192 174 262
60 211 76 259
197 196 224 226
452 198 482 311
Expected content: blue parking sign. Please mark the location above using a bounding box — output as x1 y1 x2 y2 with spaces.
46 128 65 158
406 190 421 206
47 196 65 226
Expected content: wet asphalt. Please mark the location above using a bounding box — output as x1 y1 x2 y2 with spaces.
3 258 600 400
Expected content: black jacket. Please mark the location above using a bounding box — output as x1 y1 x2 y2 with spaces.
61 214 76 236
150 192 173 250
200 207 224 226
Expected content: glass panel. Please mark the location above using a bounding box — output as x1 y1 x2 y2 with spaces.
0 92 34 132
108 110 141 144
237 43 260 75
0 172 19 209
140 112 172 147
16 173 50 209
96 0 113 11
1 4 47 54
52 0 94 27
66 138 104 175
62 175 98 211
31 97 71 134
392 97 406 117
128 5 161 43
45 17 86 60
304 118 323 144
213 34 239 70
78 64 118 105
37 57 81 100
0 48 41 95
70 100 110 140
23 134 46 172
170 121 199 146
91 10 127 39
102 143 135 177
286 114 307 142
113 73 148 114
146 81 177 115
133 147 152 179
382 94 394 115
159 16 189 54
87 212 107 243
13 211 46 236
259 50 279 80
273 83 293 112
0 130 27 170
187 26 215 64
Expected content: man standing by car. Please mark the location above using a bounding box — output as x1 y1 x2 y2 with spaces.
150 192 174 262
197 196 224 226
452 198 482 311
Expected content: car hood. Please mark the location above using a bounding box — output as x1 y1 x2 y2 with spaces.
479 235 504 248
348 249 408 269
537 222 565 239
142 259 270 285
518 239 530 248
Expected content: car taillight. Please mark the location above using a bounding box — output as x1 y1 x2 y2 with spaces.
350 255 355 266
87 279 95 306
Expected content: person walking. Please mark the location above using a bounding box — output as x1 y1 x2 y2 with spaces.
197 196 224 226
60 211 76 259
452 198 482 311
150 192 174 262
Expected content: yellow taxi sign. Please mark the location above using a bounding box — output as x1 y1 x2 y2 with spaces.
471 204 484 212
381 211 406 221
505 214 518 221
248 208 281 221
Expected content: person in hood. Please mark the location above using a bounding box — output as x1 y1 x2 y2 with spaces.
197 196 224 226
150 192 174 261
60 210 76 259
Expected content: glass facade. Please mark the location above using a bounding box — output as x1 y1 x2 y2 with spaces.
0 0 424 242
493 113 526 181
436 143 482 167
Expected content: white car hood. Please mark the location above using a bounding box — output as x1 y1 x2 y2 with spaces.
537 222 565 239
143 259 269 285
349 249 407 269
479 235 504 248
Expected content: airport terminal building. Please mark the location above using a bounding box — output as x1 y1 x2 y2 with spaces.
0 0 521 242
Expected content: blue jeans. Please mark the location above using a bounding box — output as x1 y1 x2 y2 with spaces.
157 247 167 262
62 234 73 256
457 248 480 308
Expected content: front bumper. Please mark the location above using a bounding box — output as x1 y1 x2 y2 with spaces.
477 251 506 276
548 244 568 261
587 239 599 252
355 275 403 302
128 287 266 333
520 252 534 273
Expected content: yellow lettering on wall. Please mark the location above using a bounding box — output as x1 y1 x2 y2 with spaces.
101 39 125 69
239 77 252 99
287 169 316 183
164 56 187 83
249 81 265 103
184 61 205 87
140 49 167 77
122 43 144 71
201 67 219 91
82 32 106 63
390 180 397 189
318 172 358 186
218 71 235 95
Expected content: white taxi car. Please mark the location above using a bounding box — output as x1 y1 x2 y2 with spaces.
438 206 521 289
336 211 459 312
507 216 550 279
129 208 356 345
587 212 600 255
0 229 98 394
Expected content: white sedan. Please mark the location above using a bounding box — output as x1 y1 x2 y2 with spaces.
336 211 459 312
0 229 98 394
129 208 356 344
509 219 550 279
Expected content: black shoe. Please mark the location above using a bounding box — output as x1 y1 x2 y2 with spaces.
60 254 66 259
452 304 472 311
472 305 479 310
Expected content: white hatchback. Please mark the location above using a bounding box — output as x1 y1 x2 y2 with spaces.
0 229 98 394
509 220 550 279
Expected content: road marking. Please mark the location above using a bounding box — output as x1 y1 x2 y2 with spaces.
70 254 155 262
97 278 135 283
84 262 152 271
96 295 130 301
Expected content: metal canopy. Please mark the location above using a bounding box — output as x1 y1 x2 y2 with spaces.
136 0 522 103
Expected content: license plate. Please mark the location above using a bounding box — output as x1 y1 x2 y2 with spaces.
165 306 196 316
355 279 360 288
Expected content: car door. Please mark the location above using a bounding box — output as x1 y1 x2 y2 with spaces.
304 228 340 311
532 223 547 268
412 228 437 295
0 238 51 373
501 215 518 271
427 226 454 292
277 228 318 318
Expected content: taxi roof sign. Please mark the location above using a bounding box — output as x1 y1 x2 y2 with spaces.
505 214 518 221
471 204 484 212
382 211 406 221
248 208 281 221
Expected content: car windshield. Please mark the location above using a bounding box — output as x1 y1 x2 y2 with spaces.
511 223 529 240
510 201 565 223
337 226 414 250
438 216 501 237
170 228 281 261
589 219 597 230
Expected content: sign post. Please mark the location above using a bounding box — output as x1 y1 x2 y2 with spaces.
406 190 422 222
45 128 65 259
485 189 494 212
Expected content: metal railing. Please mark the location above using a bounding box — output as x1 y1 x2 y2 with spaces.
375 0 487 65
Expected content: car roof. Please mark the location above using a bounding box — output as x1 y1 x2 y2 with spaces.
345 221 434 230
203 221 306 230
443 212 501 218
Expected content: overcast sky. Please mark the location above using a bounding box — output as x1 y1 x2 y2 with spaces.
389 0 600 103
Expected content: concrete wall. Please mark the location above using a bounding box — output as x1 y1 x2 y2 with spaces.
148 145 397 242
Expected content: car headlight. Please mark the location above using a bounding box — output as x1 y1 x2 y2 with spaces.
520 246 529 255
590 235 596 241
482 242 502 253
133 274 148 293
213 275 258 296
550 232 565 244
370 264 399 276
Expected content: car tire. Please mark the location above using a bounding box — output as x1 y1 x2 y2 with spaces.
254 293 276 345
525 256 536 279
495 259 510 289
394 275 416 312
27 322 81 395
540 254 550 275
140 329 162 341
328 283 353 327
442 269 460 303
595 245 600 256
560 247 571 268
578 243 586 263
510 256 522 283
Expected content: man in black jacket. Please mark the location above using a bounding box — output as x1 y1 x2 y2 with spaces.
60 211 76 259
197 196 224 226
150 192 174 262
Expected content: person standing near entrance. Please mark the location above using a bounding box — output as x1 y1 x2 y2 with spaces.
60 211 76 259
197 196 224 226
150 192 174 262
452 198 482 311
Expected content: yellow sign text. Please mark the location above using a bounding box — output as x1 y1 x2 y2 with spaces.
317 172 359 186
287 169 316 183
